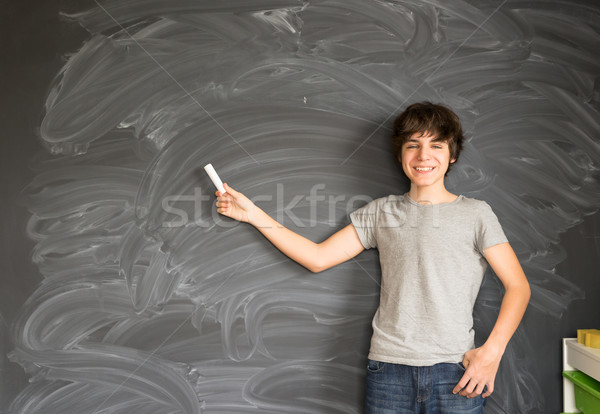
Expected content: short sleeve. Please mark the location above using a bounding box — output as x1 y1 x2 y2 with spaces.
349 199 380 249
475 202 508 255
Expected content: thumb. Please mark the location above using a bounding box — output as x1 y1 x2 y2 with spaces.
223 182 236 195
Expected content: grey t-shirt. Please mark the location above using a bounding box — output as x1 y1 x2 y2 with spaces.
349 193 508 366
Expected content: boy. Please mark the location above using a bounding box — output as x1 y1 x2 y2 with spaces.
215 102 530 413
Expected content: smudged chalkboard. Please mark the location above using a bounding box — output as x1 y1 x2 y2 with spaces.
2 1 599 413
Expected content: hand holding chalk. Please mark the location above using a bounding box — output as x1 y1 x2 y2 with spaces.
204 163 226 194
214 182 257 223
205 163 256 222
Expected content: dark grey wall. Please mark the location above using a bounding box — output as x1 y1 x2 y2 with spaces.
2 1 599 413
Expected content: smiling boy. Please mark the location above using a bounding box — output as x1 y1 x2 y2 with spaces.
215 102 531 413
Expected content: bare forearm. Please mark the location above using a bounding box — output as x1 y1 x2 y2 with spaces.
249 207 322 272
216 184 363 272
484 282 531 351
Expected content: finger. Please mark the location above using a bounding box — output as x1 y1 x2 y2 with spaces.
453 373 470 394
460 379 477 397
482 383 494 398
467 382 485 398
224 183 241 197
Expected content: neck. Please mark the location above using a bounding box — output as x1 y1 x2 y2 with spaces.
408 184 457 205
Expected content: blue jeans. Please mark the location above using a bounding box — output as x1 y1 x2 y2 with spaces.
365 360 485 413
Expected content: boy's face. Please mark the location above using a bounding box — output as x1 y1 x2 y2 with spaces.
399 131 456 189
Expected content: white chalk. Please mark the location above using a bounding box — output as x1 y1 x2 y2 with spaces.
204 163 226 194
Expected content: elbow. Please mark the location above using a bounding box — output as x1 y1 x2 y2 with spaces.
509 278 531 303
307 261 327 274
524 280 532 303
306 243 328 273
521 275 532 301
522 283 532 313
307 254 333 273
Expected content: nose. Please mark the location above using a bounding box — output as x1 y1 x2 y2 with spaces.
417 146 430 160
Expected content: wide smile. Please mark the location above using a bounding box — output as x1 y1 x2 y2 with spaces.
413 166 436 174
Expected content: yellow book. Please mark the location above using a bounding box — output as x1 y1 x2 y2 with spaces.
584 332 600 349
577 329 600 344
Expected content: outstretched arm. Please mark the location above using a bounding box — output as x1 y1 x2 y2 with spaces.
453 241 531 398
216 183 365 272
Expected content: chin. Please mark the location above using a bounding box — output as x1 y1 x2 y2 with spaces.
413 178 441 186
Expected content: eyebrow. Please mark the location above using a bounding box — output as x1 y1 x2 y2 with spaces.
405 137 447 144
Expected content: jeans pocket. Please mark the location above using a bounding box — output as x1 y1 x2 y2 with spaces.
367 359 386 373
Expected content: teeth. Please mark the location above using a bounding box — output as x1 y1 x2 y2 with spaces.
415 167 434 171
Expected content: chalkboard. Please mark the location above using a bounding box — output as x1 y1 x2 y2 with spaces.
2 1 599 413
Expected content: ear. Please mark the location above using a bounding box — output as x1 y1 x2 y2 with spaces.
450 158 456 164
